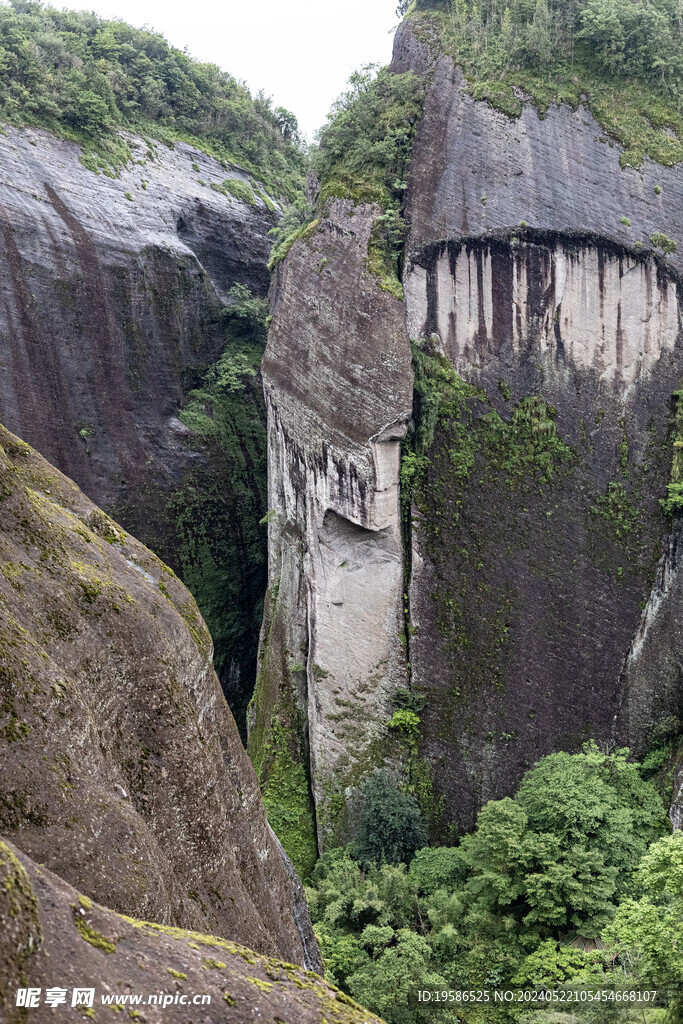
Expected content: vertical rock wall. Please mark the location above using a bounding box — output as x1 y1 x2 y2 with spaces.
251 201 413 851
404 235 682 830
256 17 683 844
398 23 683 832
0 125 275 708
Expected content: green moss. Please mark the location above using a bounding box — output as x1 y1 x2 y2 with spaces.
591 482 640 540
176 598 211 656
72 907 117 953
0 841 42 977
411 757 447 838
248 977 274 992
167 968 187 979
268 218 320 271
367 217 404 299
659 390 683 516
401 342 574 521
257 718 318 878
222 178 258 206
253 187 276 213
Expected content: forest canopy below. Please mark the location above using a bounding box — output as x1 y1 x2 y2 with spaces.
0 0 305 195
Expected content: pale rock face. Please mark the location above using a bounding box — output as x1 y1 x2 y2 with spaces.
257 201 414 844
406 238 681 393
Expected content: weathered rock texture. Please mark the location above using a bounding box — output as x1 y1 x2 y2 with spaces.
398 24 683 831
257 15 683 844
251 201 413 849
0 124 273 706
404 234 681 830
0 423 319 967
0 839 377 1024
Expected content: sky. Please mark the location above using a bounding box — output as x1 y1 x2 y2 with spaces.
55 0 402 139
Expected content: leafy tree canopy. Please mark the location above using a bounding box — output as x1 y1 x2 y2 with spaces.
306 747 670 1024
0 0 304 195
351 770 429 867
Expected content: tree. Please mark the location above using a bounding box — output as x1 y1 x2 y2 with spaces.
347 930 460 1024
607 831 683 993
353 771 428 866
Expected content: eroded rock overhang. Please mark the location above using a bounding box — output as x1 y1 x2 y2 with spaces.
406 232 681 393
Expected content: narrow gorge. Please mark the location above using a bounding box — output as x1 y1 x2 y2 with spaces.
2 0 683 1021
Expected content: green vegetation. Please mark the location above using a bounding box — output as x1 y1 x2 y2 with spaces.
270 65 424 293
257 719 318 879
410 0 683 168
312 65 424 295
591 481 640 539
210 178 259 206
650 231 677 253
660 389 683 515
247 583 318 877
72 906 117 953
170 285 268 724
111 284 269 733
402 340 575 518
0 0 304 194
350 771 428 868
307 745 673 1024
608 831 683 1018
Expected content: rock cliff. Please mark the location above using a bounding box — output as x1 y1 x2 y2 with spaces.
251 201 413 856
0 422 320 968
256 16 683 847
0 839 373 1024
0 124 274 710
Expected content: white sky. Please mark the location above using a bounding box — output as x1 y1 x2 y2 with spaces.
56 0 402 139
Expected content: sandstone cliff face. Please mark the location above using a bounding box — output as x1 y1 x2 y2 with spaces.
257 18 683 844
0 840 373 1024
251 201 413 850
0 125 273 706
0 423 319 968
399 26 683 830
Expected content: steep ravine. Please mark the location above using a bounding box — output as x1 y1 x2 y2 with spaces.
254 14 683 855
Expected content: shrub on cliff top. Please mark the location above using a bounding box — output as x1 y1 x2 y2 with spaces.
409 0 683 167
0 0 304 195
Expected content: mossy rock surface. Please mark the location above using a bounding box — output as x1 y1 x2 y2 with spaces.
0 840 381 1024
0 424 315 967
